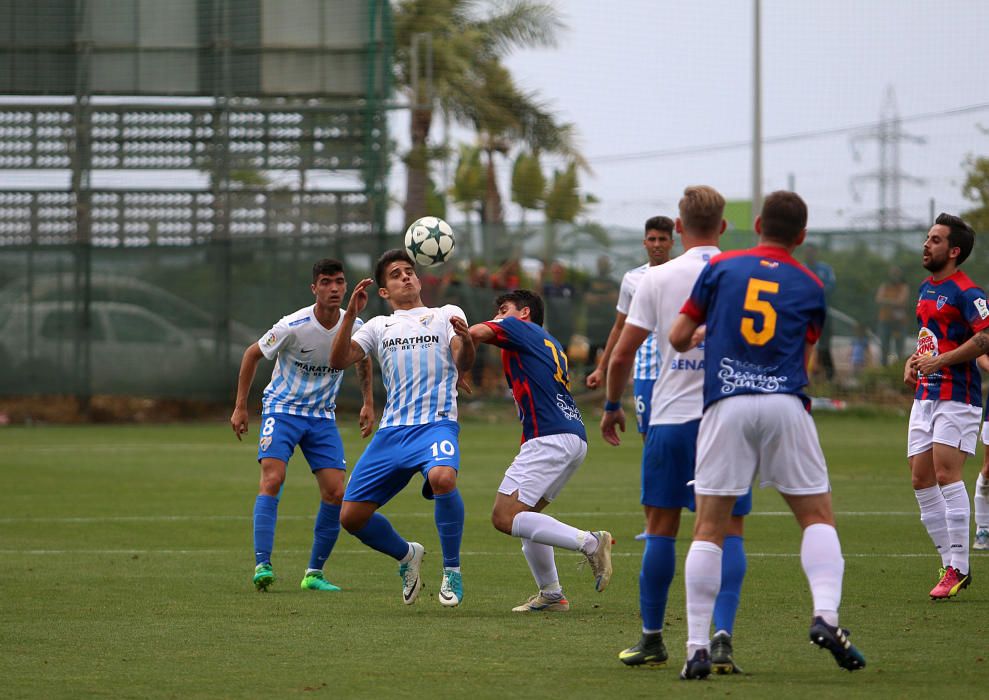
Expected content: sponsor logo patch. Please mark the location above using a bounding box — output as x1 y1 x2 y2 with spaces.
288 317 311 327
263 332 277 347
975 298 989 320
916 327 938 357
759 260 779 269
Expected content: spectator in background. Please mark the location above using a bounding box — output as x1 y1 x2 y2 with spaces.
583 255 621 366
875 265 909 365
542 261 576 352
805 244 836 381
491 258 523 291
851 322 871 377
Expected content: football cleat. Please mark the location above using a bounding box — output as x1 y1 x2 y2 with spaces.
710 631 743 674
679 649 712 680
438 569 463 607
619 632 668 667
300 570 341 592
512 592 571 612
581 531 614 592
930 565 971 599
253 562 275 592
809 616 866 671
974 528 989 551
398 542 426 605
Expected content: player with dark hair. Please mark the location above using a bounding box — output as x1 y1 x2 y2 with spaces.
231 258 374 592
469 289 613 612
906 212 987 597
670 190 865 678
330 249 475 607
587 216 674 442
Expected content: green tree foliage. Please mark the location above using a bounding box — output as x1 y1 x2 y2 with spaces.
961 154 989 233
511 151 545 214
393 0 565 226
544 163 581 223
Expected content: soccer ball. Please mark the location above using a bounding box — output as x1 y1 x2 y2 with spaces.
404 216 455 267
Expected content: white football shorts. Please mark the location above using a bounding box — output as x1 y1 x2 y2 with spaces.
907 399 982 457
498 433 587 507
981 417 989 446
695 393 830 496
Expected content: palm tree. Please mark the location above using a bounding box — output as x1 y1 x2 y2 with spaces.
393 0 568 227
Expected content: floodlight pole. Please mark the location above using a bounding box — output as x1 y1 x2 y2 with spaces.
751 0 763 220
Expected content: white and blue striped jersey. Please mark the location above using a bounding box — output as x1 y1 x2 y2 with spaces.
352 304 467 428
258 305 359 420
618 264 660 380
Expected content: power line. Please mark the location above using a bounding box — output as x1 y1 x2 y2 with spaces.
579 101 989 165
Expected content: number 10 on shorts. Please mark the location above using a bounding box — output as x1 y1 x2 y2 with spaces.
430 440 456 459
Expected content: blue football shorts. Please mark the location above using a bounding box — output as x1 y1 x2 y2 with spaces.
344 420 461 505
256 413 346 471
633 378 655 434
641 419 752 514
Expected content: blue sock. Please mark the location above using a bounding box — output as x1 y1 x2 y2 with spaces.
352 512 410 561
640 535 676 631
308 502 341 571
714 535 747 635
433 489 465 568
253 494 279 565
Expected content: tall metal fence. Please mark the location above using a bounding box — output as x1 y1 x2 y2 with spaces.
3 223 977 406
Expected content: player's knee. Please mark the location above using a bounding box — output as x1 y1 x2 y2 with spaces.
428 470 458 495
321 488 344 506
258 474 284 496
491 506 514 535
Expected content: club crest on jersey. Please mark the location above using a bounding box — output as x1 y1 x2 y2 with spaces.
916 327 938 357
975 298 989 320
259 436 272 451
419 314 433 325
936 295 948 310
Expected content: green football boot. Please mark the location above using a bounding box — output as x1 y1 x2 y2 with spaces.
300 570 342 592
253 563 276 592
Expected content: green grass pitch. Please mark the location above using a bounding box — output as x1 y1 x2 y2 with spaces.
2 412 988 698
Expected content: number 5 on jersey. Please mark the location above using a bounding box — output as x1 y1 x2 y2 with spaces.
741 278 779 346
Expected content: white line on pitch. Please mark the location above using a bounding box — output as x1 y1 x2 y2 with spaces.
0 511 919 524
0 549 939 558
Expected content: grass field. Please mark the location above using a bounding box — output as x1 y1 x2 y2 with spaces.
3 411 988 698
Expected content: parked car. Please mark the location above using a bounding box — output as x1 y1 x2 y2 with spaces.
0 301 239 396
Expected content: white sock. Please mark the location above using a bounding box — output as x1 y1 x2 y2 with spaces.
521 537 560 591
511 511 584 551
305 568 321 575
974 473 989 530
915 485 951 566
684 540 721 651
800 523 844 627
941 480 970 574
399 543 414 564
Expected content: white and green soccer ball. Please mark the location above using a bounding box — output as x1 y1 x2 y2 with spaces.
404 216 456 267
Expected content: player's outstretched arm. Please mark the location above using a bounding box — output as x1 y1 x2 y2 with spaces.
586 312 626 389
468 322 496 346
330 278 373 370
669 312 700 353
230 343 265 441
912 328 989 376
356 355 375 438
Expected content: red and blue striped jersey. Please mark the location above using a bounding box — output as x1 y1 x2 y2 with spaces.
680 245 825 411
483 316 587 443
914 270 989 406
